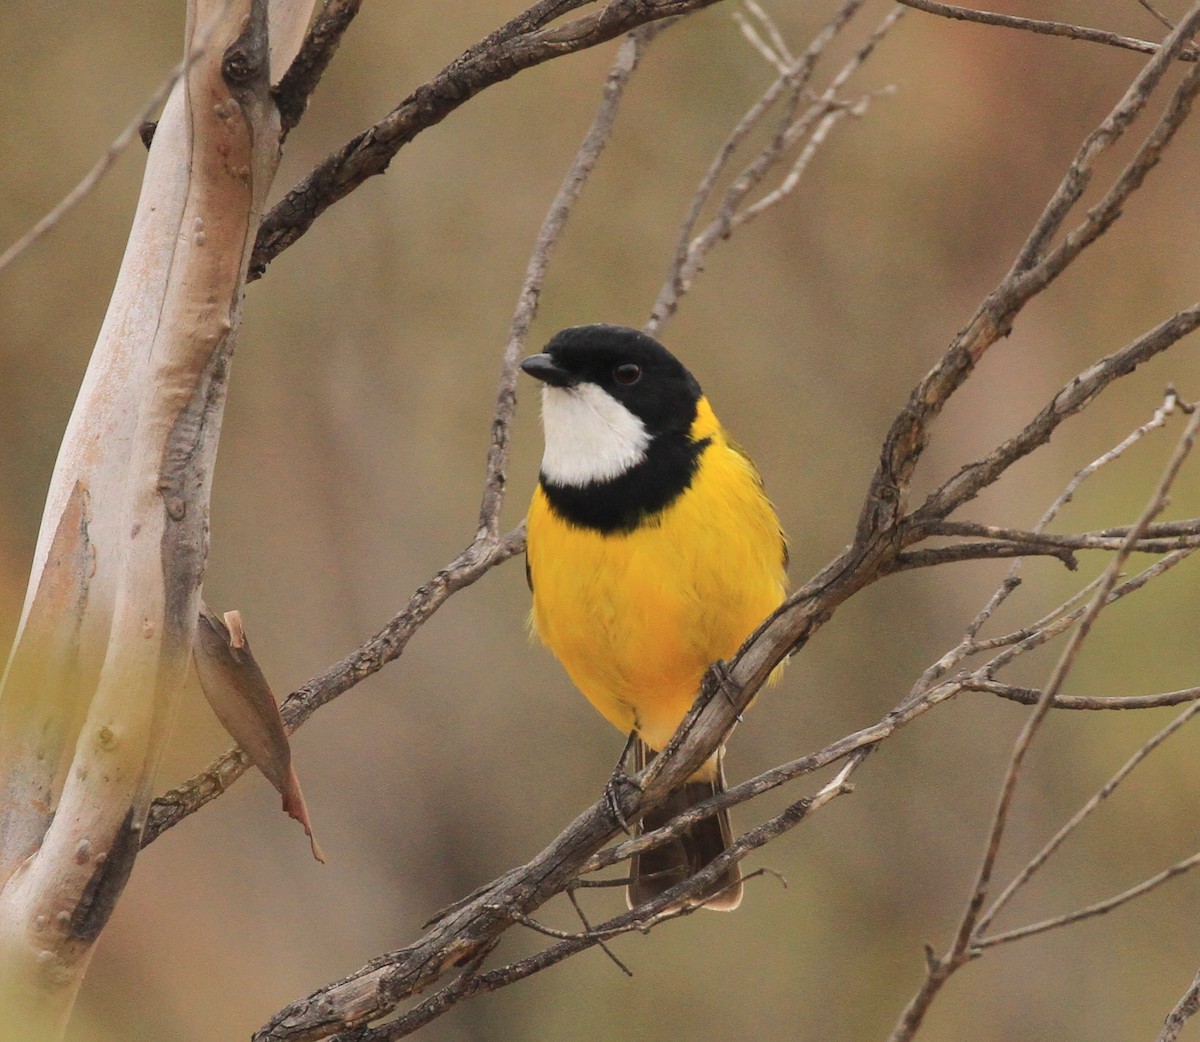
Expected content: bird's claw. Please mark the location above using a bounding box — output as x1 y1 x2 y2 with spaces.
711 660 744 721
604 765 641 835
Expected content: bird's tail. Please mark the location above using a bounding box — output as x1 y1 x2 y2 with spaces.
627 739 743 912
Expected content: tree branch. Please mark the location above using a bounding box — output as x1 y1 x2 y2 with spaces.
273 0 365 137
1158 966 1200 1042
977 699 1200 935
974 850 1200 951
248 0 726 279
966 681 1200 711
887 403 1200 1042
863 7 1200 546
146 16 662 850
915 305 1200 523
895 0 1200 62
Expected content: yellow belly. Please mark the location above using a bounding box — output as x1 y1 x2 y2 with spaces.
527 412 786 754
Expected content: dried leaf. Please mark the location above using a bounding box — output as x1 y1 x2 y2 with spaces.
194 604 324 861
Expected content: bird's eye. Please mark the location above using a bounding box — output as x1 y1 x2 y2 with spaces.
613 363 642 385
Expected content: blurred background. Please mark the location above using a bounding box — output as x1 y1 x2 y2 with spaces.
3 1 1200 1039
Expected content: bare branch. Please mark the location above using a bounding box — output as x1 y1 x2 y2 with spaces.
306 757 858 1042
889 541 1079 572
922 518 1200 553
147 21 663 849
1011 20 1200 277
915 306 1200 523
905 391 1185 704
966 681 1200 711
647 0 901 334
1138 0 1177 33
143 527 525 845
975 549 1195 677
977 700 1200 934
273 0 364 137
480 24 663 540
887 405 1200 1042
895 0 1199 61
864 5 1200 544
974 850 1200 951
1158 967 1200 1042
967 405 1200 943
0 63 185 276
249 0 727 280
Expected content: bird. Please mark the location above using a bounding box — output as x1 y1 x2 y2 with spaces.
521 323 787 911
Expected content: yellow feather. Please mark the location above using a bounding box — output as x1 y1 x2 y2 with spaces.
527 396 787 757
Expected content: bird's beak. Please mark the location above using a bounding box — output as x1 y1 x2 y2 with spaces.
520 353 576 388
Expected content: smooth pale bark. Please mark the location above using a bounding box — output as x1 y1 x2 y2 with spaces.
0 1 314 1036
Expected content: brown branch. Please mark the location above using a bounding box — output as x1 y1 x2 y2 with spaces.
480 23 663 539
904 392 1185 704
1159 966 1200 1042
974 549 1194 680
887 404 1200 1042
864 9 1200 546
273 0 364 138
248 0 726 280
967 407 1200 949
977 700 1200 934
895 0 1200 61
966 680 1200 711
910 519 1200 562
974 850 1200 952
0 58 189 276
915 305 1200 523
305 759 857 1042
1139 0 1177 33
927 518 1200 548
146 19 662 850
142 526 525 845
646 0 882 333
888 541 1079 572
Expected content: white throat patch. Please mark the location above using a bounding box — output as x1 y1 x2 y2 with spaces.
539 383 650 487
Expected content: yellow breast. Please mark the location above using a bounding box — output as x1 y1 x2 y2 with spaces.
526 398 786 752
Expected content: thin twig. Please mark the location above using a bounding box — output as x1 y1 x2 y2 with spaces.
0 63 186 275
967 406 1200 946
648 1 903 334
147 25 661 849
895 0 1199 61
975 549 1195 679
1138 0 1177 32
480 24 662 540
966 681 1200 711
886 405 1200 1042
742 1 795 65
922 518 1200 552
915 306 1200 524
143 526 526 845
649 0 870 334
977 699 1200 934
273 0 364 138
565 885 633 976
249 0 725 279
868 9 1200 546
1158 966 1200 1042
974 851 1200 951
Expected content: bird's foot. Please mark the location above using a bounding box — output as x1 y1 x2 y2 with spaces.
710 660 744 722
604 763 642 835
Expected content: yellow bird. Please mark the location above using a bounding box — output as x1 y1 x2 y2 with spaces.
522 324 787 911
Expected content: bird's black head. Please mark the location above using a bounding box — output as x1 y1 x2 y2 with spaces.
521 324 702 436
520 325 710 529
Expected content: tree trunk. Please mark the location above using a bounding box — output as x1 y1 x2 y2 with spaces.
0 1 312 1035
